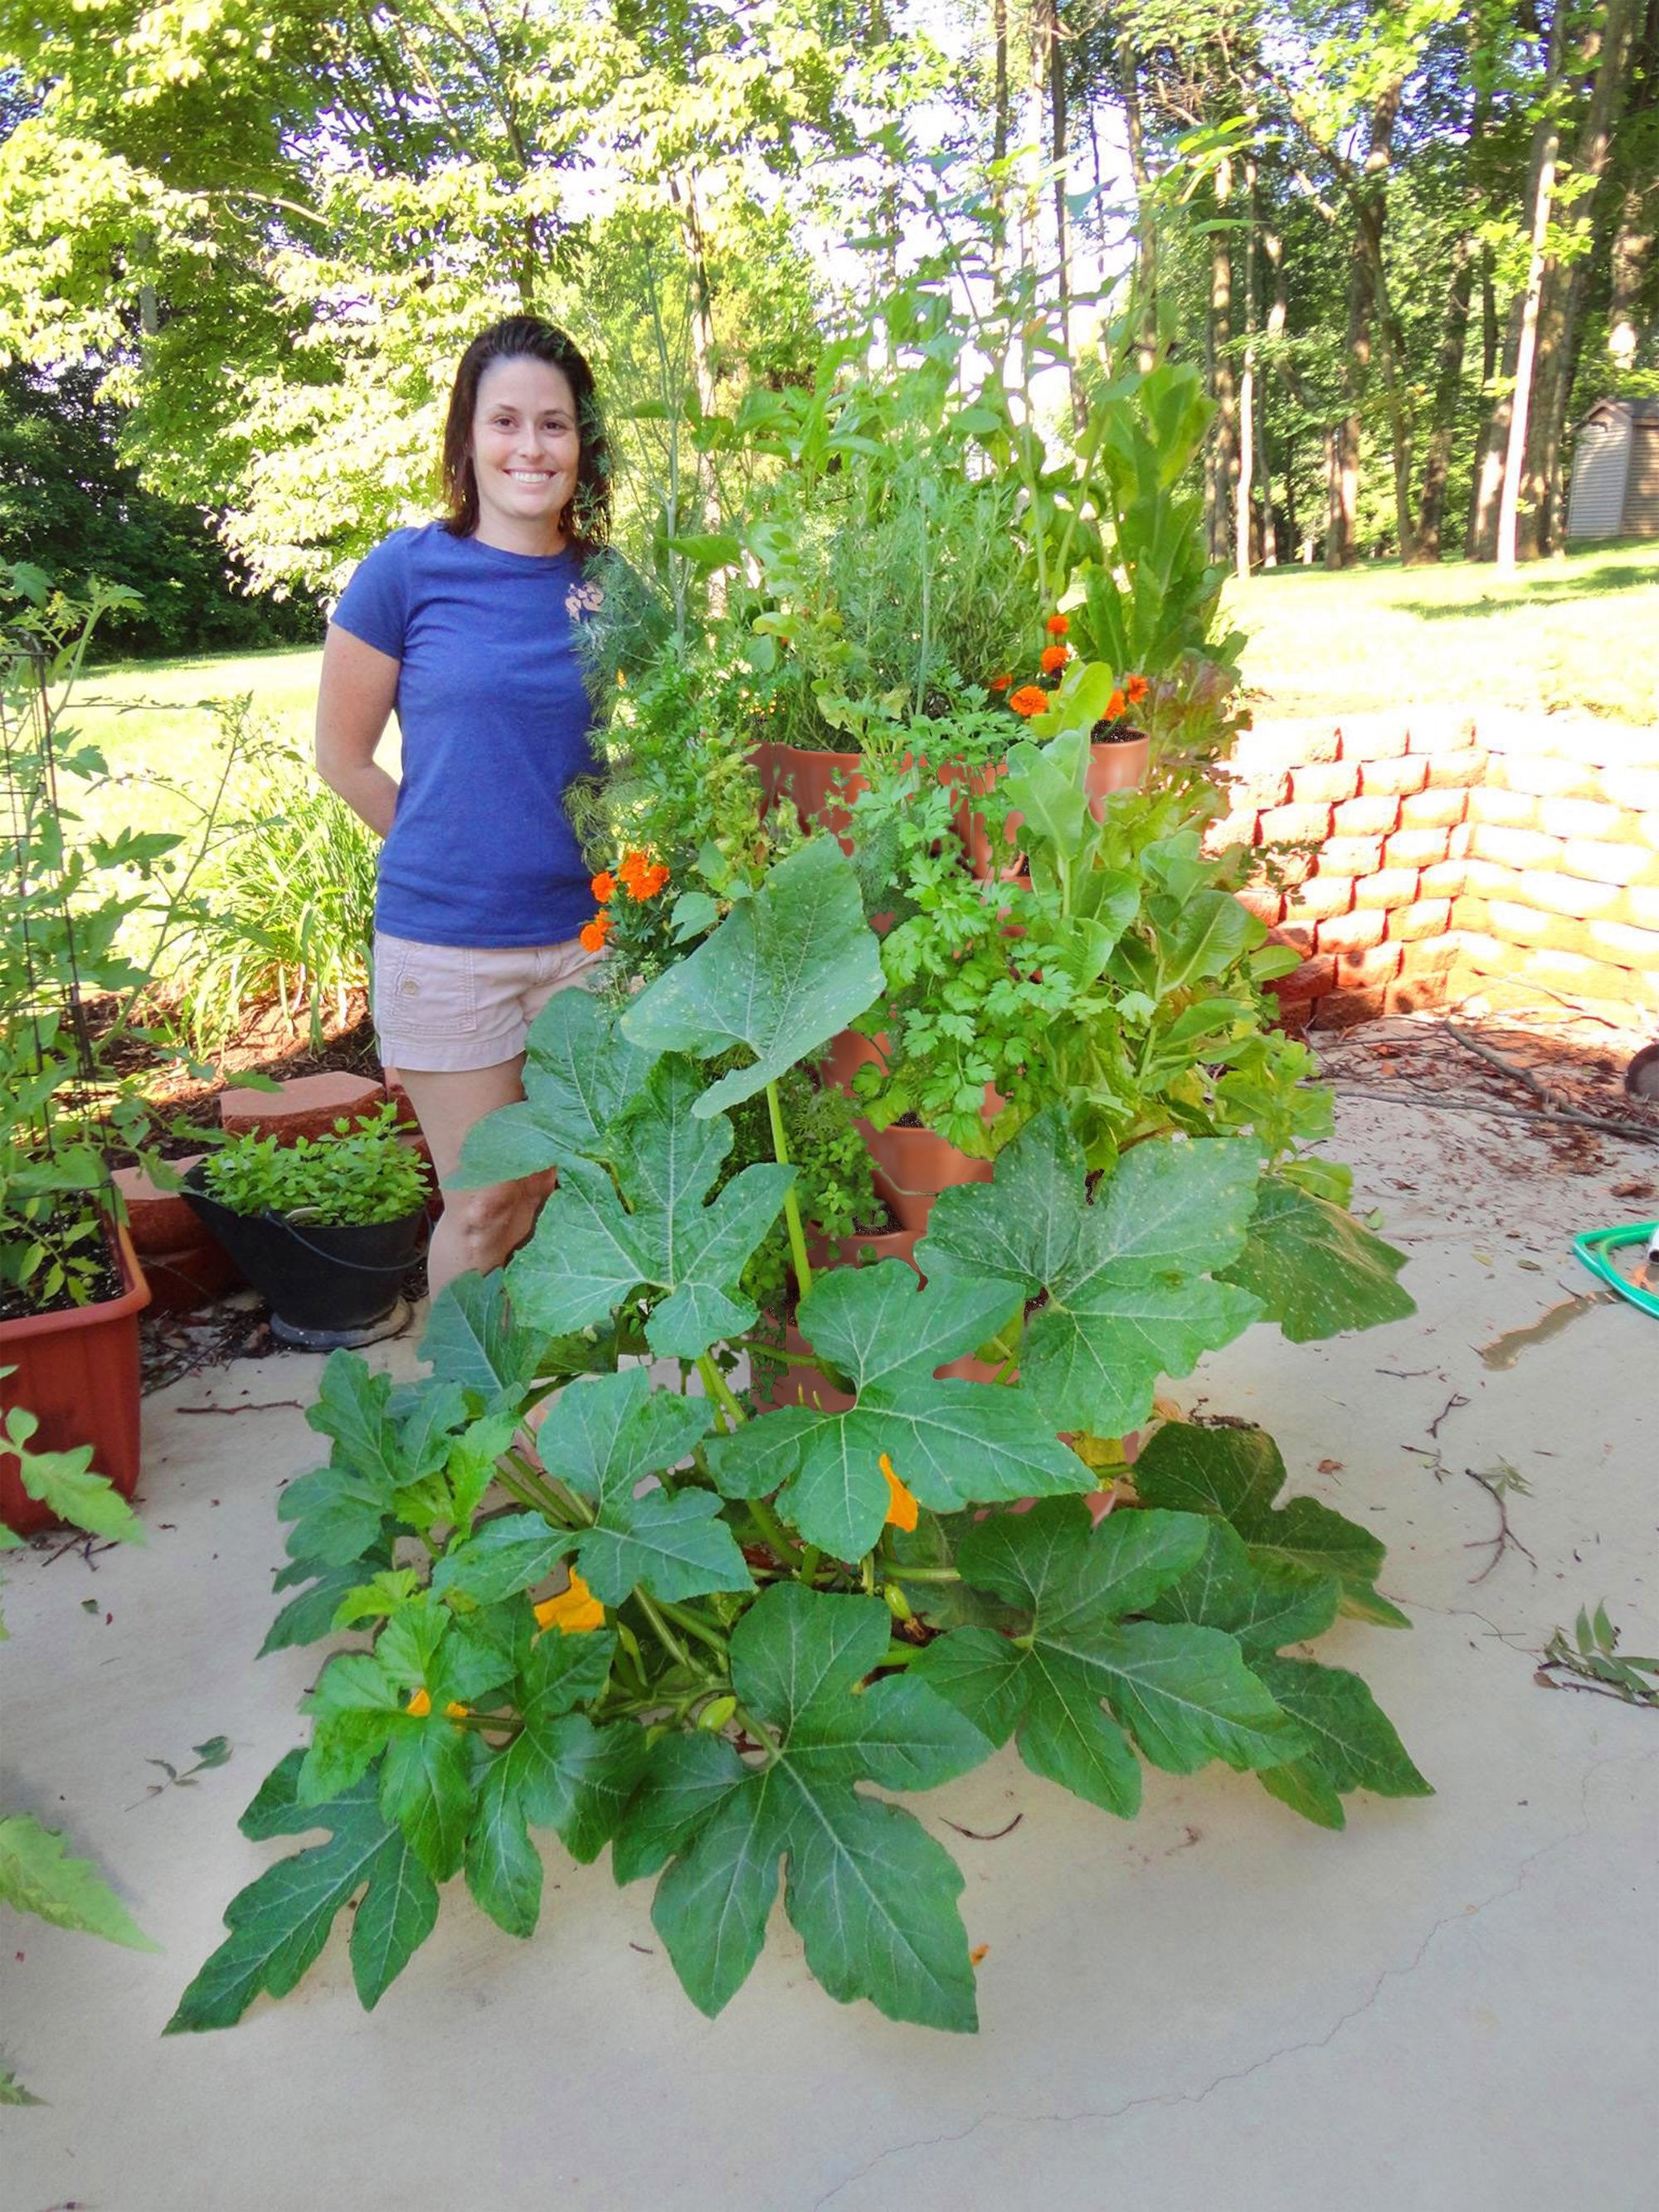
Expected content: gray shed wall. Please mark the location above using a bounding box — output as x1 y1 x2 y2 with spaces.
1567 412 1632 537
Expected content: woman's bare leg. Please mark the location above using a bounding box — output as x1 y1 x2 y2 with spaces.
396 1058 555 1300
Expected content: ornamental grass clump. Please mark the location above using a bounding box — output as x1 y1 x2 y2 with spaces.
174 832 1426 2041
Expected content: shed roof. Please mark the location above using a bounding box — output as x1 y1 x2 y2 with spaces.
1579 397 1659 427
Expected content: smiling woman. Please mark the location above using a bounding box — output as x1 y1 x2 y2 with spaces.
314 318 623 1296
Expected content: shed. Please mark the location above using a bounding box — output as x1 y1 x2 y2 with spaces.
1566 398 1659 539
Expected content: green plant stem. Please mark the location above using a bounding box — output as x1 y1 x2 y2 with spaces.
734 1704 782 1761
696 1353 747 1432
888 1564 962 1582
503 1450 593 1528
493 1466 562 1521
747 1495 805 1568
799 1544 821 1582
633 1590 695 1673
764 1077 814 1305
651 1596 732 1661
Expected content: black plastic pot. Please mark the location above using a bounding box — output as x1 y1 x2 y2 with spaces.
182 1164 426 1342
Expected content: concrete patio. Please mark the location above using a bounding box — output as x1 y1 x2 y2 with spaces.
3 1082 1655 2212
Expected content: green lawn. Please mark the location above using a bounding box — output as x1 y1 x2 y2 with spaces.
1228 538 1659 724
69 643 325 844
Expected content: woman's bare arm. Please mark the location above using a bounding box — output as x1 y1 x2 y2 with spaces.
314 623 401 839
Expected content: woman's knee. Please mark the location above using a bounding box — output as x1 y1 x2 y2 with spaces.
441 1179 542 1266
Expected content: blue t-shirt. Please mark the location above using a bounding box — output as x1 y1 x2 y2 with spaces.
332 522 605 947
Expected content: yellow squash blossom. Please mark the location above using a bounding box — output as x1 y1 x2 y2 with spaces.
534 1573 606 1635
879 1452 919 1532
405 1687 431 1717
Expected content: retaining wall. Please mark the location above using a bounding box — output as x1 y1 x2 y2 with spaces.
1210 708 1659 1028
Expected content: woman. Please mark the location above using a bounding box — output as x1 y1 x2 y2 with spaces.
315 315 612 1298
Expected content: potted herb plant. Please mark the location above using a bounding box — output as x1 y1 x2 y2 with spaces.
182 1102 430 1347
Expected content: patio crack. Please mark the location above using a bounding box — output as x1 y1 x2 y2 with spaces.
809 1749 1656 2212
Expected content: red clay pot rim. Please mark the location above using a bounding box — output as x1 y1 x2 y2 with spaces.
0 1221 150 1341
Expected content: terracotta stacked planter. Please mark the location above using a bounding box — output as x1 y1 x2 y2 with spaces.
1085 733 1151 814
0 1224 150 1535
857 1118 995 1233
761 744 868 848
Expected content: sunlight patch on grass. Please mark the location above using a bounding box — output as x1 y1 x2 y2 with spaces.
1228 540 1659 723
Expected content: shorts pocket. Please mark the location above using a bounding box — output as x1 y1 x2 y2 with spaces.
373 935 478 1041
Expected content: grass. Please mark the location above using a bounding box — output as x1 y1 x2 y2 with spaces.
66 643 325 844
1227 537 1659 725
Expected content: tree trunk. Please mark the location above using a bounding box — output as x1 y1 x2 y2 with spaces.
1608 173 1657 367
1468 295 1524 557
990 0 1010 270
1036 0 1085 432
1520 0 1639 554
1328 88 1400 565
1496 0 1569 574
1119 37 1157 365
1415 236 1474 562
1236 164 1258 579
1208 156 1238 566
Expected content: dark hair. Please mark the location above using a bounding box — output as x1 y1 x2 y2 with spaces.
440 317 611 557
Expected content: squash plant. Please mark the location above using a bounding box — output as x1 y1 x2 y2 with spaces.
173 838 1426 2039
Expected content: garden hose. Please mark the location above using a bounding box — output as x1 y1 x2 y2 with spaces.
1573 1220 1659 1320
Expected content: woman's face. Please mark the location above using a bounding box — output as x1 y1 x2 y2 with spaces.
469 356 581 542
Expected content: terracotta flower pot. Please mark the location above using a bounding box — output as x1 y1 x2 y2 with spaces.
817 1027 890 1096
1087 733 1151 814
806 1221 921 1275
937 759 1026 883
857 1119 995 1233
766 745 867 848
0 1223 150 1535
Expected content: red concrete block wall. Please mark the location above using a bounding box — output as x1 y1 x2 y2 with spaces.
1214 709 1659 1026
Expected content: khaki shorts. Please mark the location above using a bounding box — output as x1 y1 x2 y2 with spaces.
372 931 602 1073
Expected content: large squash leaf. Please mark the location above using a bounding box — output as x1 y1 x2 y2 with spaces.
1132 1419 1409 1627
620 1585 990 2030
453 991 654 1187
168 1752 436 2030
619 839 884 1116
505 1057 794 1359
706 1261 1086 1560
917 1108 1263 1437
1143 1517 1431 1828
533 1368 752 1605
913 1500 1305 1816
1218 1174 1415 1342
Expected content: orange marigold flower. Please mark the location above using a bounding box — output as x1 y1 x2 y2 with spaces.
879 1451 919 1532
1008 685 1048 718
579 913 611 954
625 862 670 902
591 869 617 903
1105 688 1126 721
988 672 1013 693
406 1688 432 1718
1126 673 1149 706
533 1573 606 1635
1045 613 1069 635
1039 644 1069 675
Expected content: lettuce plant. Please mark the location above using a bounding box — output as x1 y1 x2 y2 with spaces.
173 838 1427 2039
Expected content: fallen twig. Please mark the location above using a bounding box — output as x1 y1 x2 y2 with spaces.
1326 1080 1659 1145
1428 1391 1469 1440
941 1812 1024 1842
175 1400 308 1416
1463 1462 1538 1584
1443 1021 1566 1108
